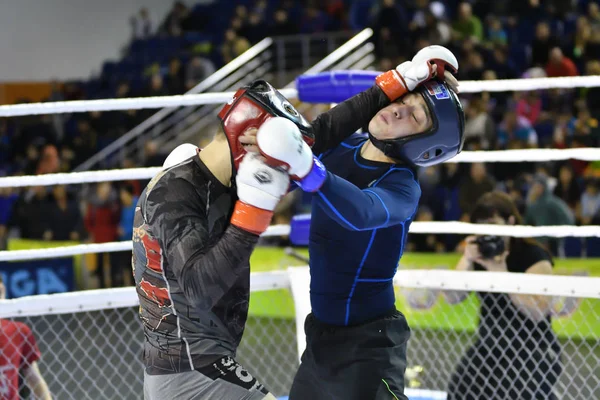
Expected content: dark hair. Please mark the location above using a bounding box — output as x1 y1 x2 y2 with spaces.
470 191 543 251
470 191 523 225
120 183 135 196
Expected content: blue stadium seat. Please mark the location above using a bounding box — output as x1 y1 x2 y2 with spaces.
509 44 530 72
585 237 600 257
563 237 583 258
442 187 462 222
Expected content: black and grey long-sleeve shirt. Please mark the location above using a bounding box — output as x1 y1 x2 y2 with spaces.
132 155 259 375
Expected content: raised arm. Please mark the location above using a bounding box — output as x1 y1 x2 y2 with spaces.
310 85 390 156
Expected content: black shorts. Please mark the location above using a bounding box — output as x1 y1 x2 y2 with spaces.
289 308 410 400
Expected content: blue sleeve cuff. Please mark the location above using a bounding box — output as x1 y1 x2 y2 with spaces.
296 156 327 192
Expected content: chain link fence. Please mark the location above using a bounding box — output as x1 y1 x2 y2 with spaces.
2 286 598 399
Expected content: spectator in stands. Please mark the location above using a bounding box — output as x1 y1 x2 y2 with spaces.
486 16 508 47
9 186 50 240
452 2 484 43
497 111 538 148
239 12 268 44
584 25 600 62
323 0 346 31
531 22 561 68
568 105 600 144
375 27 402 61
114 183 138 287
0 187 17 249
64 118 97 167
464 96 495 150
459 163 496 221
45 185 83 242
553 163 582 211
143 74 169 98
130 7 153 40
445 191 562 400
372 0 409 56
349 0 375 31
84 182 120 288
517 92 543 125
160 1 189 37
489 46 518 79
415 8 451 46
546 47 579 77
120 158 142 196
165 58 185 95
525 174 575 253
580 178 600 225
588 2 600 30
271 9 298 37
300 4 330 34
143 141 165 168
461 50 485 80
571 16 592 61
0 276 53 400
185 55 216 91
221 29 251 64
584 60 600 115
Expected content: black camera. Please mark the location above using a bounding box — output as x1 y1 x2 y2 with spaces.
473 235 505 259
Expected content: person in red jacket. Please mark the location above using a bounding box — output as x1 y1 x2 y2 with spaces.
0 276 52 399
84 182 120 288
545 47 579 77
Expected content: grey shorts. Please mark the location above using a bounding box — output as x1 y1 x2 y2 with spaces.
144 356 270 400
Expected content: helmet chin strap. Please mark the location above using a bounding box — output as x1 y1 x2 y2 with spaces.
368 132 411 166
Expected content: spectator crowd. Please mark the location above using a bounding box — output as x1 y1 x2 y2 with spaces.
0 0 599 290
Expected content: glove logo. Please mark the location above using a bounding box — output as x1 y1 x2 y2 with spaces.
283 102 298 117
253 169 273 184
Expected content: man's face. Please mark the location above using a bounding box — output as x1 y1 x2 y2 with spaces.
368 93 432 141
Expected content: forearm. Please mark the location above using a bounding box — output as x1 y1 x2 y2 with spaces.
176 225 259 309
25 363 52 400
311 86 389 155
509 293 553 322
444 255 473 304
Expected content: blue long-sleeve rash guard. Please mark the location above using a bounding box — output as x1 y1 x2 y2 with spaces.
306 86 422 326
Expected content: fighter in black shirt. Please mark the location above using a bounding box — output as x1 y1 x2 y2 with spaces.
133 82 315 400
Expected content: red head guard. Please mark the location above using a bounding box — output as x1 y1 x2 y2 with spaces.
218 80 314 170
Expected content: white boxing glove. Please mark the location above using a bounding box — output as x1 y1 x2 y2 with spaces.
256 117 326 192
375 45 459 102
231 152 290 235
163 143 199 168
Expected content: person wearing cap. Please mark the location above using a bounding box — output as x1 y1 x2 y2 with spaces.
251 45 465 400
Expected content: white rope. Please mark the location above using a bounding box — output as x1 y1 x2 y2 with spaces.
2 147 599 188
0 76 599 117
459 75 600 93
0 225 291 261
409 222 600 237
0 222 595 262
393 270 600 299
1 268 597 318
0 167 162 188
0 270 290 318
0 89 298 117
449 148 600 163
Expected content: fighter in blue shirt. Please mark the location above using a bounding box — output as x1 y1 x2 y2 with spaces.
252 45 465 400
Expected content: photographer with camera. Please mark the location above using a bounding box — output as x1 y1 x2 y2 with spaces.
445 191 562 400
